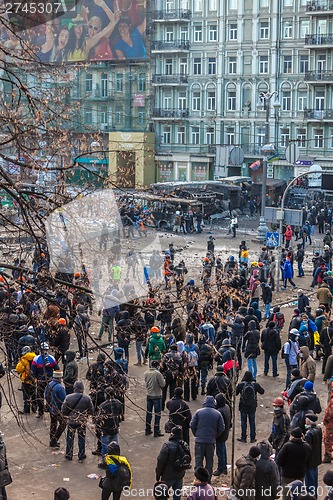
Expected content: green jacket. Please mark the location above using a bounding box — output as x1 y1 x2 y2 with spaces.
148 333 166 360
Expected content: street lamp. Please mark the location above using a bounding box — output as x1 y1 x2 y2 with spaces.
256 91 281 242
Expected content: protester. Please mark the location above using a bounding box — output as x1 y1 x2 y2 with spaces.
100 441 132 500
144 360 165 437
255 440 280 500
186 467 216 500
233 446 261 500
236 371 265 443
44 370 67 448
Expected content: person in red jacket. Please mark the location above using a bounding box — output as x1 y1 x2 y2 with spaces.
285 225 293 249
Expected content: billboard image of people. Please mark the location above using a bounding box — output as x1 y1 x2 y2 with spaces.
6 0 146 63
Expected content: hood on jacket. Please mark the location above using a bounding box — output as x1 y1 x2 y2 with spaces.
258 440 273 459
300 346 310 360
215 393 226 408
235 455 255 469
114 347 124 360
248 307 254 315
248 320 257 331
238 307 247 316
203 395 216 408
65 350 76 362
320 283 329 289
253 270 259 276
242 370 255 382
119 311 129 320
235 315 244 324
152 332 162 340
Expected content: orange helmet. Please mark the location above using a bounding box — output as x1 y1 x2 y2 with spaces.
18 276 25 282
74 272 81 278
272 397 284 407
58 318 67 325
0 276 4 282
150 326 160 333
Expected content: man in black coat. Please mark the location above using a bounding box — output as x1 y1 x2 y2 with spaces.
156 425 191 496
166 387 192 445
213 393 231 477
206 366 231 403
277 427 312 498
304 413 322 496
160 345 184 409
261 321 281 377
236 370 265 443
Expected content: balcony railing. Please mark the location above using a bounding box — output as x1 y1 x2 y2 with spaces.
151 40 190 51
152 9 191 20
306 1 333 12
305 70 333 81
152 74 188 84
305 34 333 45
153 108 189 118
304 109 333 119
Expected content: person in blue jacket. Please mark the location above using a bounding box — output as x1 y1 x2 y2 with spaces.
281 256 297 290
44 370 67 448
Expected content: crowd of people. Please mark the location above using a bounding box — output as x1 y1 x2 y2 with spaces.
2 198 333 499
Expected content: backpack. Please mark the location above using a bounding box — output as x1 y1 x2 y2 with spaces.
198 344 212 367
281 340 291 359
187 349 198 368
173 441 191 471
109 457 131 490
241 382 255 405
273 313 285 330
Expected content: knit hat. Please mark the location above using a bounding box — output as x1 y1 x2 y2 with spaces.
170 344 178 351
53 371 63 379
170 426 182 440
291 368 300 377
305 413 318 422
174 387 183 397
304 381 314 391
74 381 84 393
291 427 302 438
216 365 224 373
297 289 303 296
194 467 210 483
249 446 261 458
268 321 276 328
293 308 300 315
153 481 169 500
323 470 333 487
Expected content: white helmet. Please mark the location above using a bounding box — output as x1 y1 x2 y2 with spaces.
41 342 49 350
21 346 31 356
290 328 299 336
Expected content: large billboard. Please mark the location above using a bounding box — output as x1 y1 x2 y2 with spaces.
6 0 147 63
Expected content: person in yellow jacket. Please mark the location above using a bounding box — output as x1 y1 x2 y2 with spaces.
101 441 132 499
16 345 37 414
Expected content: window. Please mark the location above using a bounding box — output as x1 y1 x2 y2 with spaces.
229 23 237 40
300 20 309 38
194 24 203 42
299 55 309 73
177 126 185 144
85 107 92 124
163 126 171 144
166 28 174 42
280 128 290 147
259 55 269 74
138 111 145 125
283 21 293 38
258 127 265 148
101 73 108 97
191 127 200 144
260 22 269 39
330 129 333 149
282 90 291 110
260 0 269 6
283 0 293 6
138 74 146 92
166 0 174 10
194 0 202 11
116 74 123 92
318 19 327 34
226 127 235 145
317 55 326 73
283 55 292 73
178 91 187 110
85 73 92 92
179 58 187 75
297 128 306 148
206 127 214 144
229 56 237 74
207 90 216 111
209 24 217 42
163 92 172 108
208 57 216 75
209 0 217 10
165 59 173 75
227 90 236 110
192 90 201 111
314 128 324 148
100 106 108 124
298 91 307 111
180 26 188 41
315 90 325 110
229 0 237 9
115 105 123 124
193 57 202 75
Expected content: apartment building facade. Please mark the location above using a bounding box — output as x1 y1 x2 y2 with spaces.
151 0 333 183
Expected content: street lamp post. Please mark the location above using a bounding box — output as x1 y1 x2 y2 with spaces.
256 91 281 242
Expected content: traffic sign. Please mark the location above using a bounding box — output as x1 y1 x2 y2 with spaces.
266 232 280 247
229 147 244 166
285 143 300 164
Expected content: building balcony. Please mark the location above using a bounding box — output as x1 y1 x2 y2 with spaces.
152 9 191 21
305 34 333 47
151 40 190 53
306 1 333 14
152 74 188 85
304 109 333 120
152 108 189 119
305 70 333 82
155 143 210 155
